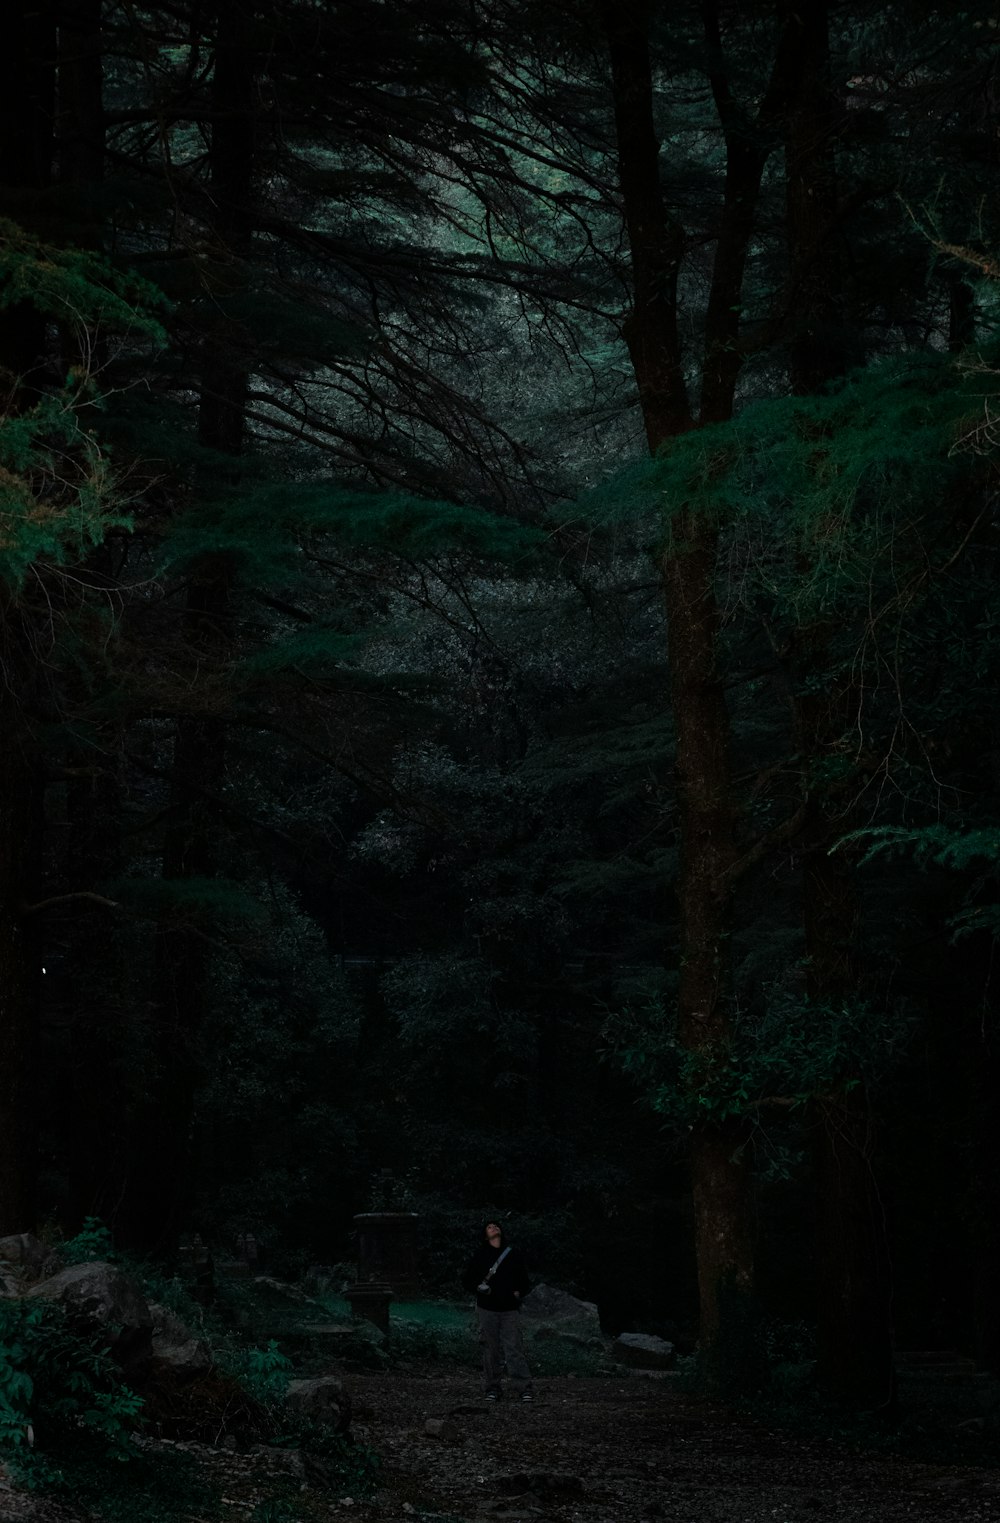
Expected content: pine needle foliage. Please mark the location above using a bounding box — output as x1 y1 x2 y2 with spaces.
579 347 999 623
843 824 1000 871
0 221 166 588
0 396 114 586
162 481 542 581
0 220 167 346
645 351 993 622
839 825 1000 942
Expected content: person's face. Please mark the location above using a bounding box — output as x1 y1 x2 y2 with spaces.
486 1221 502 1246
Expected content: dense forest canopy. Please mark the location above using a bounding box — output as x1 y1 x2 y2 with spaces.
1 0 998 1406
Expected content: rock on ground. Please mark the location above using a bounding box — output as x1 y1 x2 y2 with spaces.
285 1375 352 1432
520 1283 604 1346
148 1302 213 1379
613 1332 675 1369
520 1284 600 1326
26 1261 152 1376
0 1234 47 1272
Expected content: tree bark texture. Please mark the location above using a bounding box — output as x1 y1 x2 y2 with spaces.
783 0 851 393
600 0 750 1350
783 0 895 1406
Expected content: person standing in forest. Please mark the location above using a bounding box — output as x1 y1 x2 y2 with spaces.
462 1219 533 1401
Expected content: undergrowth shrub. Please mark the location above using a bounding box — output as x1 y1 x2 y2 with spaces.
0 1298 142 1489
217 1338 294 1410
58 1216 115 1265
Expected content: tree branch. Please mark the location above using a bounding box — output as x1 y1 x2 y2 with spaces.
20 892 120 915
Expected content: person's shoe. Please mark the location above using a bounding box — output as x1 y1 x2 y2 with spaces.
520 1389 533 1402
485 1389 500 1402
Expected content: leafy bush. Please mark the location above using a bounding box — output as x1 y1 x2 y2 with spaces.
0 1298 142 1488
216 1338 294 1410
607 988 916 1128
59 1216 115 1265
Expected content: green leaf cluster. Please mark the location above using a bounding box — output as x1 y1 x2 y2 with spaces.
58 1217 115 1265
215 1338 293 1410
607 987 916 1126
0 1299 142 1488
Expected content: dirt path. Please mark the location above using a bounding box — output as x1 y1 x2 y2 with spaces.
3 1372 1000 1522
348 1371 1000 1523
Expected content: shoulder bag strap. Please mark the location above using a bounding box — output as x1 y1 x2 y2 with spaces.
485 1246 512 1280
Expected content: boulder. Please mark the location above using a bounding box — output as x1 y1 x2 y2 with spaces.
553 1330 605 1350
0 1233 47 1272
521 1284 599 1326
613 1332 675 1369
27 1261 153 1376
285 1376 352 1433
148 1302 213 1380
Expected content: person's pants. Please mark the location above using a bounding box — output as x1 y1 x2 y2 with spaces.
478 1307 531 1394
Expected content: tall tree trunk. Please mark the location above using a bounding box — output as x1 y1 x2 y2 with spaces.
600 1 806 1373
57 0 104 195
121 0 254 1257
783 0 894 1406
62 767 132 1226
0 655 43 1234
0 1 56 1235
51 0 127 1229
599 0 750 1364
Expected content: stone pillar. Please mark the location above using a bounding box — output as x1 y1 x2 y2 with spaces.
353 1212 420 1298
345 1280 392 1335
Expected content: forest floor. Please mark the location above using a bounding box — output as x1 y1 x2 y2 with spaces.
5 1368 1000 1523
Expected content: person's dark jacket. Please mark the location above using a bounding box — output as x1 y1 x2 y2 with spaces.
461 1240 531 1312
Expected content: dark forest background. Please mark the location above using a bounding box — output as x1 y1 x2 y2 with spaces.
1 0 999 1409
